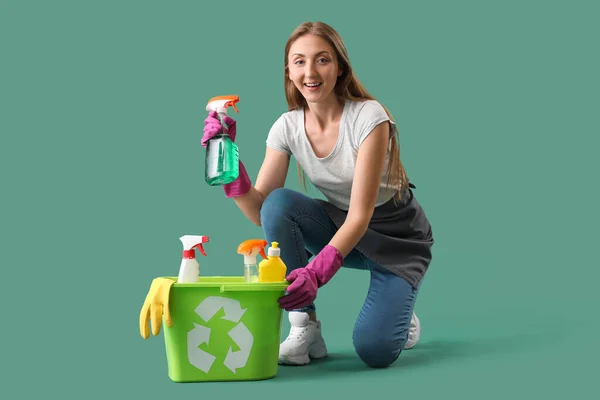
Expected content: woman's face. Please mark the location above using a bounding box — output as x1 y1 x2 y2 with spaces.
287 34 342 104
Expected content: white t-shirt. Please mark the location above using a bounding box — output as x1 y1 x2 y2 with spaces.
266 99 398 210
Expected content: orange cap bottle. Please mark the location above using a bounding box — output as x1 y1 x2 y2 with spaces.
237 239 268 282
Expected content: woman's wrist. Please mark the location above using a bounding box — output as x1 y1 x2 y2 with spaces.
223 160 252 198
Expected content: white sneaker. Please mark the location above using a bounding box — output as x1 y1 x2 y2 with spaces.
404 312 421 349
278 311 328 365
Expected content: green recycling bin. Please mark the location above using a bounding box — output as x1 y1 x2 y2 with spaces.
162 276 289 382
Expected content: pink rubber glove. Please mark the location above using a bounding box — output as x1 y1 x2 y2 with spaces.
202 111 237 146
202 111 251 198
278 245 343 311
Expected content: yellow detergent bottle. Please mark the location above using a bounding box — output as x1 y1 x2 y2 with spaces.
258 242 287 282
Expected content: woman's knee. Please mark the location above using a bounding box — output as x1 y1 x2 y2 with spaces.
352 320 409 368
353 335 407 368
259 188 302 226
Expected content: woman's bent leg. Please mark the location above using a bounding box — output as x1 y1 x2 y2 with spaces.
260 188 365 365
260 187 365 311
352 262 420 368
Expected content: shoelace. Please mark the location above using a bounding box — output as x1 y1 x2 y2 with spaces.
285 325 308 341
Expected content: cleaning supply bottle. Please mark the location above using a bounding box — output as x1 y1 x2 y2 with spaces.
205 95 240 186
258 242 287 282
177 235 209 283
237 239 268 282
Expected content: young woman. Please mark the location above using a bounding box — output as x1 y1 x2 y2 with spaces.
202 21 434 369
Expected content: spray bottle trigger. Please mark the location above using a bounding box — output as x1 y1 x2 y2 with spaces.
227 101 239 113
259 248 268 260
195 244 207 256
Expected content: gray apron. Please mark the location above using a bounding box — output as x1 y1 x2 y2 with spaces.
314 183 434 290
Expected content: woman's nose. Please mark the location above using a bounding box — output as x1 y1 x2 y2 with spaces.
305 61 317 76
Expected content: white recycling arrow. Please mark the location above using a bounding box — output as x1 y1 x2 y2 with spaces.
195 296 247 323
188 296 254 374
187 323 215 373
223 322 254 374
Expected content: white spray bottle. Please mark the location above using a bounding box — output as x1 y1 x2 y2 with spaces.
177 235 209 283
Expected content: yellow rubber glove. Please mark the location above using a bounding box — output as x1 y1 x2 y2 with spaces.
139 278 175 339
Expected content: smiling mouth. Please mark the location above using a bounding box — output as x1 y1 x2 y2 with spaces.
304 82 322 87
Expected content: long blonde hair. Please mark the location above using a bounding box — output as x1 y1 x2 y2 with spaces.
283 21 409 201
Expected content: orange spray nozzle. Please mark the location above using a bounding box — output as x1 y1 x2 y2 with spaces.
237 239 268 260
207 95 239 113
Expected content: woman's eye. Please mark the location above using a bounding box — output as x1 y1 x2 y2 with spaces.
293 58 328 65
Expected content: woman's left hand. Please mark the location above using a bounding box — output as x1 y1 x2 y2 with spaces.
278 245 343 310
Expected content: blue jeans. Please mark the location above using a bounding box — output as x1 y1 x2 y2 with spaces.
259 188 420 368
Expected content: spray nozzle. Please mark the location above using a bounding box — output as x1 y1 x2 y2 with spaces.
180 235 209 258
206 95 240 115
206 95 240 136
237 239 268 263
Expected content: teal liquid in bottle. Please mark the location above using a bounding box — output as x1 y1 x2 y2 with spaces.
205 133 239 186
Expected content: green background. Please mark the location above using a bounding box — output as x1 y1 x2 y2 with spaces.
1 0 598 398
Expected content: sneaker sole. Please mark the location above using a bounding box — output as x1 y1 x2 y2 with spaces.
308 344 328 359
278 344 328 365
278 353 310 365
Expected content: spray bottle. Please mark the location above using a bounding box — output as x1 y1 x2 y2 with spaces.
205 95 240 186
177 235 209 283
258 242 288 282
237 239 268 282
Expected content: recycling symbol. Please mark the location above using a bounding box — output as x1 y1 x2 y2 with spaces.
187 296 254 374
